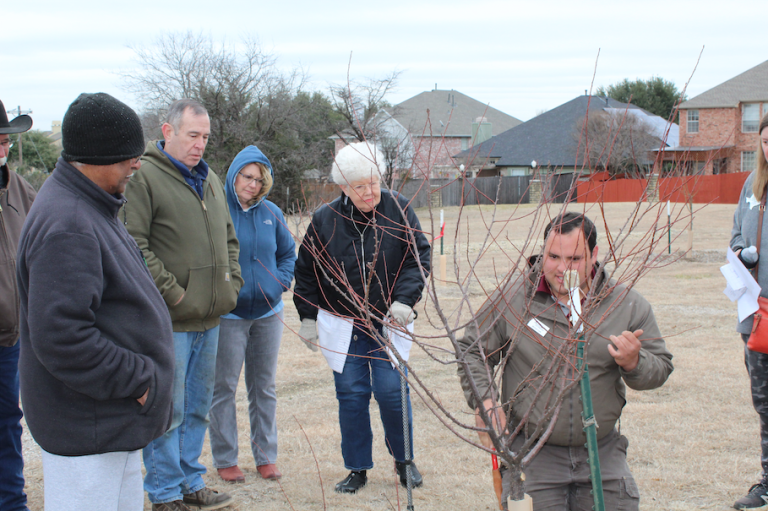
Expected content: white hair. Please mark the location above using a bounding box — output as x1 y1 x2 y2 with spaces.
331 141 385 185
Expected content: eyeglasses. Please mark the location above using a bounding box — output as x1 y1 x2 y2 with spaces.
350 181 381 194
238 172 264 186
0 139 13 151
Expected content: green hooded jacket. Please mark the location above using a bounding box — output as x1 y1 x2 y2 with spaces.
123 141 243 332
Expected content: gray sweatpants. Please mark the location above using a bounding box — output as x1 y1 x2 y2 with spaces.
209 312 284 468
41 449 142 511
503 429 639 511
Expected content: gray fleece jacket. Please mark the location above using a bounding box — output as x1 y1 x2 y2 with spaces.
17 159 174 456
730 171 768 334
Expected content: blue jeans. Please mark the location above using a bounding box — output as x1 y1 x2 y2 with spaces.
0 342 27 511
210 312 284 468
143 327 219 504
333 325 414 471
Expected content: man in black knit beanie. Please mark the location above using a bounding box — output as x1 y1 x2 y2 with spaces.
16 92 175 511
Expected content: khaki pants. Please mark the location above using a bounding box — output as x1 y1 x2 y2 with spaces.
504 429 639 511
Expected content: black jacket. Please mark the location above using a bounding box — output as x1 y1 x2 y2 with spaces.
294 190 431 321
0 165 35 347
16 159 175 456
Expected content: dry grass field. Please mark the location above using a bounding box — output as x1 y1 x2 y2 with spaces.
19 201 761 510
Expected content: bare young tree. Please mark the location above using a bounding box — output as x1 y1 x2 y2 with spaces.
290 116 693 507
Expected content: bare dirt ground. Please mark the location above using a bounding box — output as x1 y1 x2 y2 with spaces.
20 202 759 510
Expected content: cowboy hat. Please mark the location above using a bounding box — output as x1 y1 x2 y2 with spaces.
0 100 32 134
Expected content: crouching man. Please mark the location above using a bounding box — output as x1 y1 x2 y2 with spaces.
458 212 673 510
16 93 175 511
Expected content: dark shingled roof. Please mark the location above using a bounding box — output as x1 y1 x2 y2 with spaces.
386 89 522 137
680 60 768 109
456 95 643 168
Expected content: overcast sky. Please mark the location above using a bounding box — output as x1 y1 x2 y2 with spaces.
4 0 766 132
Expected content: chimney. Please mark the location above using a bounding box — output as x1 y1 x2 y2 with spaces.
472 117 492 147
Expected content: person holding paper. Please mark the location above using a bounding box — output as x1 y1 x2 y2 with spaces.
730 113 768 510
293 141 431 494
458 212 673 511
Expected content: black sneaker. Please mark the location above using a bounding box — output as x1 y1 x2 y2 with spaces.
395 461 423 488
734 483 768 509
335 470 367 494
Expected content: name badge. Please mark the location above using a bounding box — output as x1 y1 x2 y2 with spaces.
527 317 549 337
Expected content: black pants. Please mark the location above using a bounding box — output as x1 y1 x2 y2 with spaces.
743 333 768 481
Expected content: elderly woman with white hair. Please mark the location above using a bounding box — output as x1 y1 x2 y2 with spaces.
293 141 431 494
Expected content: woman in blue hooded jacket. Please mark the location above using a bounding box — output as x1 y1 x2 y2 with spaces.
209 145 296 483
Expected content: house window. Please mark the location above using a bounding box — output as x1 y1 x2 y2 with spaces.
713 158 728 175
743 103 760 132
687 110 699 133
461 138 468 151
742 151 757 172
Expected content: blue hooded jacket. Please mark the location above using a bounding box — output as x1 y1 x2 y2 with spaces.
224 146 296 319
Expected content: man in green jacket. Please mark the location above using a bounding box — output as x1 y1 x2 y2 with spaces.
458 212 673 511
124 99 243 511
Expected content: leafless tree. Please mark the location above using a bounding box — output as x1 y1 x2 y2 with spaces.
120 31 341 209
378 132 415 185
578 109 663 178
328 67 402 143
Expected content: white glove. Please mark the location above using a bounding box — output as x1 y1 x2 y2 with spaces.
298 319 319 352
389 301 415 326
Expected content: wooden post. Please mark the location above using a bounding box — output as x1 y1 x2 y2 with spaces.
439 254 446 286
687 197 693 254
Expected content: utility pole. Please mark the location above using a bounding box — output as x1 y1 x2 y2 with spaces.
8 106 32 167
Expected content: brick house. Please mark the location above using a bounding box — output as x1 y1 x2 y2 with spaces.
665 60 768 175
333 88 521 179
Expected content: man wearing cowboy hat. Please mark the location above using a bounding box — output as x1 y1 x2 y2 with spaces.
0 99 34 511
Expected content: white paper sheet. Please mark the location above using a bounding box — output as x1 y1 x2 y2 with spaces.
385 322 415 369
721 247 761 322
316 309 354 374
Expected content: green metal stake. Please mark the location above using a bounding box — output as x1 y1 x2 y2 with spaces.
440 209 444 256
565 269 605 511
576 338 605 511
667 200 671 255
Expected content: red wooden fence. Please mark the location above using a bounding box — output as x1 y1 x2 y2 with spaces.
576 172 749 204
